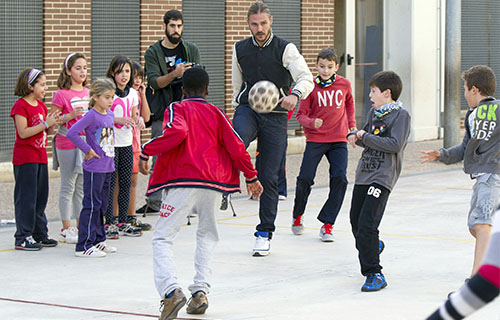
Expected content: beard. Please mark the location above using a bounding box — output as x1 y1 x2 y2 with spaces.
252 29 271 43
166 30 182 44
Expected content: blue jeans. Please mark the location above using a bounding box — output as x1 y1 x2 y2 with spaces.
233 105 288 236
256 142 287 197
293 142 348 225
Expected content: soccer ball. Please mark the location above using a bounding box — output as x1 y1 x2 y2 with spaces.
248 80 280 113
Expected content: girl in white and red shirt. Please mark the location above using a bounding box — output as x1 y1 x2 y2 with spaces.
104 56 141 238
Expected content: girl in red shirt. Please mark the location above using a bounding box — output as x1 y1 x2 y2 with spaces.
10 68 60 250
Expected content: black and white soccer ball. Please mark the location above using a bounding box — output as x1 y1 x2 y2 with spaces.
248 80 280 113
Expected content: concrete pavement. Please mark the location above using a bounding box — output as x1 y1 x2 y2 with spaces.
0 138 499 319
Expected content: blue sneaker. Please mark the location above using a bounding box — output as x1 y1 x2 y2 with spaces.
379 240 385 254
361 273 387 292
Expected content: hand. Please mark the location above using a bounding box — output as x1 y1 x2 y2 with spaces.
279 95 298 111
69 106 86 119
419 150 441 163
246 180 263 200
45 111 60 127
137 83 146 96
314 118 323 128
347 134 357 148
139 159 152 175
136 117 145 130
84 149 100 161
115 117 135 127
174 62 193 78
356 130 366 139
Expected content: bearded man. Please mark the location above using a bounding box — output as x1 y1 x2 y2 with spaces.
138 9 201 214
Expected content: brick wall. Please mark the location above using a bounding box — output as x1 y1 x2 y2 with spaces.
139 1 182 143
43 0 92 155
140 0 182 65
223 0 335 117
224 0 254 118
40 0 335 151
301 0 335 71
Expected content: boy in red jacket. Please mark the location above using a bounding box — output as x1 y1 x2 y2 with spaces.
139 67 262 320
292 48 356 242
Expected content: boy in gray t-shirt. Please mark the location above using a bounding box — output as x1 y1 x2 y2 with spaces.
347 70 411 292
421 65 500 279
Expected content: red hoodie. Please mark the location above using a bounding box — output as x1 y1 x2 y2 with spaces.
296 75 355 143
140 97 257 196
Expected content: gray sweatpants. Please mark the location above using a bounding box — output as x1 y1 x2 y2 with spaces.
153 188 220 298
57 147 84 221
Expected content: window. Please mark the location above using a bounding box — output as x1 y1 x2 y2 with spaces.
91 0 140 79
0 1 43 161
182 0 225 107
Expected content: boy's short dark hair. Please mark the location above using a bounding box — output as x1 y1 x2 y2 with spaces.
316 48 337 64
369 71 403 101
164 9 183 24
462 65 496 96
182 67 209 96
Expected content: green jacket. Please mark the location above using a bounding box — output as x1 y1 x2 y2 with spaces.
144 39 201 92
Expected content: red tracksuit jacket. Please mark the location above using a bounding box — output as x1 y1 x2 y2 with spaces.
140 96 257 196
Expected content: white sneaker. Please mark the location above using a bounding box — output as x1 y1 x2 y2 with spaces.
278 195 287 201
75 246 107 258
95 241 117 253
60 227 78 244
253 236 271 256
319 224 334 242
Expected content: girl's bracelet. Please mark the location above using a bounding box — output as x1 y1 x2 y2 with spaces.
42 121 49 129
62 114 67 122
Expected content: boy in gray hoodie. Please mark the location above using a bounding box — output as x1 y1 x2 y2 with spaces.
421 65 500 279
347 71 411 292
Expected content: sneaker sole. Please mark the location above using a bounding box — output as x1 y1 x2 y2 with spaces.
119 232 143 237
291 226 304 235
106 234 120 240
361 282 388 292
161 298 187 320
320 236 334 242
15 246 41 251
252 250 270 257
40 242 58 247
75 252 107 258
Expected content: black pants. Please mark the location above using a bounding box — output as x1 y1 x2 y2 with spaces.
349 183 390 276
293 141 348 225
13 163 49 245
233 105 288 236
105 146 133 224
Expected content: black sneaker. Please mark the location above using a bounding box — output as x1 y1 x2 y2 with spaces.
39 238 58 247
117 222 142 237
15 236 42 251
135 203 159 214
128 216 152 231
